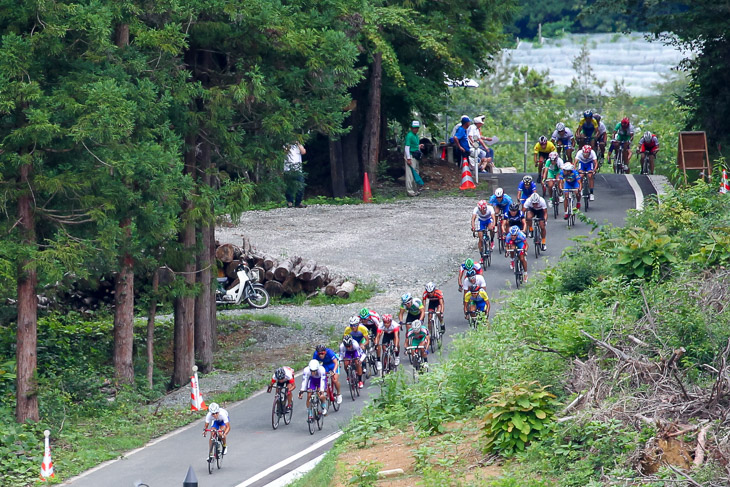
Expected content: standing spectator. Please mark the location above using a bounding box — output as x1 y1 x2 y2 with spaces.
405 120 425 197
454 116 471 164
470 116 495 172
284 142 306 208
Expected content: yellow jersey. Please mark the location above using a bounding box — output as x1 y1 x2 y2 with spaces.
533 141 556 155
343 325 369 343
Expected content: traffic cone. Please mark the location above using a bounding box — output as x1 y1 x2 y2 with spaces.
190 366 207 411
459 158 476 190
40 430 54 481
363 172 373 203
720 170 729 194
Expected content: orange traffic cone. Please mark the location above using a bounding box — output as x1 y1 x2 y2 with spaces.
363 172 373 203
459 158 476 190
40 430 54 481
720 169 729 194
190 366 207 411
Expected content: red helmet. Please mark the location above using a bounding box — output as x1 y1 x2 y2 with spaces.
477 200 487 211
382 314 392 323
621 117 630 127
582 145 592 157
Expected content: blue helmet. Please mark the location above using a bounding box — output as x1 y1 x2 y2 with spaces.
509 225 520 236
583 110 593 119
401 293 412 304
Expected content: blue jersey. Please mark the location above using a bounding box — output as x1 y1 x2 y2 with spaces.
506 230 527 246
313 348 338 373
517 181 537 198
559 169 580 183
489 194 514 214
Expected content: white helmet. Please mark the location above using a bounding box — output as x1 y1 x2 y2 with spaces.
556 122 565 131
209 402 220 414
308 359 321 372
549 151 558 161
529 193 541 205
411 320 422 330
349 316 359 326
425 282 436 293
563 163 574 171
494 187 504 198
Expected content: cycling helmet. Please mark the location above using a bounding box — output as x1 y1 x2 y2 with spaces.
382 313 392 324
509 202 520 212
343 335 354 347
470 282 480 291
523 175 533 184
401 293 412 305
494 187 504 198
468 275 477 284
529 193 541 205
411 320 422 330
583 110 593 119
563 162 574 171
556 122 565 132
621 117 630 127
315 344 327 353
209 402 220 414
425 282 436 293
509 225 520 236
582 145 592 157
538 135 548 144
274 367 286 381
594 113 602 121
359 308 370 319
644 131 653 142
349 316 359 326
549 151 558 161
466 269 476 277
477 199 488 211
464 258 474 270
309 359 321 372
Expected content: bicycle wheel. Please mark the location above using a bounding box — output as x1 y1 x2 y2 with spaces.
208 443 215 474
330 384 340 412
412 358 420 382
271 396 281 430
582 181 590 211
515 259 522 288
434 315 443 349
348 367 356 401
308 406 315 435
316 403 324 430
284 398 293 425
552 188 559 219
216 442 222 469
533 227 540 259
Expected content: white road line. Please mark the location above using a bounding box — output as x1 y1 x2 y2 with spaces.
263 452 327 487
235 430 344 487
626 174 643 210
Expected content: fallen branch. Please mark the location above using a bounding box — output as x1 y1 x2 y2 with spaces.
693 423 712 467
580 330 632 362
561 394 584 415
667 464 702 487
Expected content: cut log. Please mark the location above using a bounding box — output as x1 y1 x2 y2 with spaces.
336 281 356 298
298 261 317 281
263 255 277 271
215 243 236 263
282 274 303 295
225 260 242 280
265 269 275 282
302 279 319 293
325 276 345 296
241 236 252 255
264 280 284 297
274 256 301 282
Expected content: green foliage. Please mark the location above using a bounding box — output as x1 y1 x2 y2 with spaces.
347 460 382 487
612 222 680 280
481 381 559 456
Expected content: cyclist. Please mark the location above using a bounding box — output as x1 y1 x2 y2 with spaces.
505 225 529 281
533 136 556 184
594 114 607 166
523 192 548 252
457 258 482 292
463 282 490 319
517 175 537 208
551 122 574 161
574 144 597 201
299 359 328 415
471 199 496 255
502 202 527 239
344 316 369 349
559 162 582 219
609 117 635 172
203 402 230 457
423 281 445 334
398 293 425 327
376 314 401 367
406 320 430 368
638 131 659 174
489 187 514 217
575 110 598 150
542 151 564 206
267 366 296 412
358 308 381 368
340 335 364 389
313 344 342 404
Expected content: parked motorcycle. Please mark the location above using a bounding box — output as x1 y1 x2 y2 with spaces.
215 264 270 308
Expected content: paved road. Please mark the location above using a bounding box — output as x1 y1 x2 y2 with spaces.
64 173 649 487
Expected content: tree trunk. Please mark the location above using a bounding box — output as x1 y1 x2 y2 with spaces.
146 268 159 389
115 23 130 48
210 222 218 351
195 138 213 373
113 239 135 385
341 114 361 191
16 161 39 423
361 52 383 184
329 138 346 197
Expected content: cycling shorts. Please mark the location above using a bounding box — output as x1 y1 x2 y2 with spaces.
477 218 493 231
536 151 550 161
547 168 560 180
405 313 420 324
469 300 488 312
578 161 595 172
382 332 396 346
212 419 228 429
640 144 658 153
307 376 326 392
364 323 378 338
527 208 546 220
322 361 339 374
342 349 361 361
427 300 440 311
563 181 580 191
410 336 426 348
556 137 572 149
506 217 523 228
508 240 527 250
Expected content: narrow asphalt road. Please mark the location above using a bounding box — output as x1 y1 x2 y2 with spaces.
64 173 646 487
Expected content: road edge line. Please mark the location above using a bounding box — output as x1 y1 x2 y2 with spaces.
626 174 643 210
262 452 327 487
235 430 344 487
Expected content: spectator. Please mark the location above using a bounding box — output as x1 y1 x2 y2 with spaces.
470 115 495 172
454 116 471 163
405 120 425 197
284 142 306 208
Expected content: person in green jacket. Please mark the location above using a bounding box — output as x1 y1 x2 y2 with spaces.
405 120 424 196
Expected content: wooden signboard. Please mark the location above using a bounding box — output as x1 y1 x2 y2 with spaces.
677 131 711 183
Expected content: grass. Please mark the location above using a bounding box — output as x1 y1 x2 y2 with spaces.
271 283 378 307
288 436 346 486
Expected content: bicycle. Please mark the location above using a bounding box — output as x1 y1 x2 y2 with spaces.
406 345 427 382
564 189 577 228
544 179 560 219
204 428 224 474
473 229 492 267
305 389 324 435
532 216 544 259
325 371 340 413
638 150 652 175
507 246 525 288
495 213 506 255
612 141 628 174
271 385 293 430
465 301 488 329
364 340 378 379
380 340 397 376
343 359 360 401
580 172 591 212
425 298 442 352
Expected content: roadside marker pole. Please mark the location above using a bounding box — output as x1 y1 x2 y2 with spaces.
40 430 54 481
190 365 207 411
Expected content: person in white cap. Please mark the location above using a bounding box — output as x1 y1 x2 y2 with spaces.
469 115 495 172
405 120 424 197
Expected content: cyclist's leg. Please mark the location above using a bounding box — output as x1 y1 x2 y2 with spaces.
589 170 595 191
526 209 534 234
477 229 484 254
488 220 496 246
649 152 655 174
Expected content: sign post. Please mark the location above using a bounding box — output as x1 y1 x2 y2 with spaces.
677 131 711 184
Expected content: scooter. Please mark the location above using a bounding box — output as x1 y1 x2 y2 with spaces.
215 264 270 308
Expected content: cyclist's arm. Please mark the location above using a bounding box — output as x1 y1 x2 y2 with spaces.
418 305 425 320
470 213 477 231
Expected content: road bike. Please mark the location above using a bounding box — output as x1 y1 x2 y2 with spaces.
204 428 224 474
473 229 492 267
271 385 293 430
495 213 506 254
305 390 324 435
596 139 606 173
532 216 544 259
380 340 398 376
343 359 360 401
612 141 629 174
465 301 488 329
544 179 560 220
564 189 578 228
325 371 340 412
406 345 427 382
507 246 525 288
425 298 443 352
363 340 378 379
638 150 652 175
580 172 591 212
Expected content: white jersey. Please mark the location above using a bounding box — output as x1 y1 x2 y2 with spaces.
205 408 230 425
472 205 496 222
378 320 400 333
524 196 548 211
301 365 327 392
597 121 607 136
271 366 295 383
575 149 597 164
551 127 573 141
462 274 486 291
339 341 363 360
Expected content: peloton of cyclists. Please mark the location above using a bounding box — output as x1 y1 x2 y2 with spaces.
542 151 564 205
559 162 582 218
376 314 401 367
637 131 659 174
533 136 556 184
551 122 574 161
523 192 548 251
505 225 529 281
471 199 497 255
574 144 597 201
423 282 445 334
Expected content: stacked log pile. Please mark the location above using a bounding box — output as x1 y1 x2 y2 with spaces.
215 238 357 298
